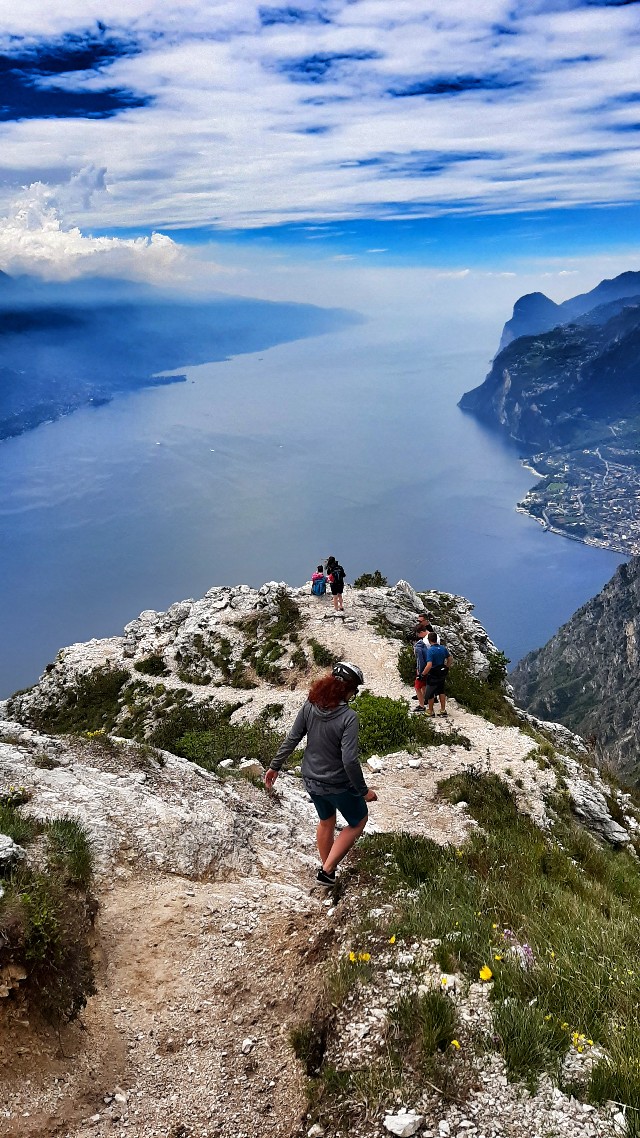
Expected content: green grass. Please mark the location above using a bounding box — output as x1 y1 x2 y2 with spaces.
391 990 458 1061
45 816 93 887
0 800 41 846
355 772 640 1099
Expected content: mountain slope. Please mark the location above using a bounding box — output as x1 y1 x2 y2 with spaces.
511 556 640 778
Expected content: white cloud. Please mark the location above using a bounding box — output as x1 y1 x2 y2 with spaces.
0 3 639 230
0 177 186 280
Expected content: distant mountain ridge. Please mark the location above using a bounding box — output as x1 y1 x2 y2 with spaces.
498 270 640 349
459 270 640 555
0 273 357 441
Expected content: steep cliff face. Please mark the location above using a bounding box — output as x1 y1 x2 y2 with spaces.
459 301 640 451
497 270 640 351
511 557 640 778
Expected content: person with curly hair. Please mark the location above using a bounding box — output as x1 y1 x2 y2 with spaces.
264 662 377 886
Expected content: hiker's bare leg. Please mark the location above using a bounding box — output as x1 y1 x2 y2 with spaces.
317 816 336 864
323 816 367 873
416 683 425 708
439 693 446 711
428 695 435 714
332 594 339 611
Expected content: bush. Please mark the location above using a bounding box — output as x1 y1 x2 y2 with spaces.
446 662 520 727
352 691 470 758
353 571 388 588
308 639 339 667
134 654 168 677
397 644 417 684
20 665 130 735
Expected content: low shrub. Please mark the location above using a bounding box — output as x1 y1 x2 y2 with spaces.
19 665 130 735
352 691 470 758
133 654 168 677
45 816 93 887
397 644 417 685
353 571 388 588
445 662 520 727
308 639 339 667
492 999 568 1089
391 990 458 1061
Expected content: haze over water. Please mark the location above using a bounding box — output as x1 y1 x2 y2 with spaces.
0 304 624 697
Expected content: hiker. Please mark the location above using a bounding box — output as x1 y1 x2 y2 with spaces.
423 632 452 717
311 565 327 597
264 661 377 887
412 629 429 713
326 556 346 613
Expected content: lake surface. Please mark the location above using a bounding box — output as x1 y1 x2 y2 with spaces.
0 311 624 696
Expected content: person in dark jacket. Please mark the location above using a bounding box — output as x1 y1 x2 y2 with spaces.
325 556 346 613
264 661 377 886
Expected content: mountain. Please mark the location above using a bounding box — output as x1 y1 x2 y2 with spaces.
1 575 638 1134
497 270 640 349
0 273 357 441
511 556 640 780
459 271 640 555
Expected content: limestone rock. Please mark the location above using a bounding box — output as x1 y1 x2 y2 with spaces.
383 1113 424 1136
0 833 26 868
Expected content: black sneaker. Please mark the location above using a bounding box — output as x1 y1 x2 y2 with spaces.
437 710 448 717
316 867 336 887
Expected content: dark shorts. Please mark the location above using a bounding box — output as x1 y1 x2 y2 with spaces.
309 789 368 827
426 676 446 698
330 582 344 595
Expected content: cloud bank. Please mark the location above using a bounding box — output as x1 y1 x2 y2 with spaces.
0 173 184 279
0 2 639 231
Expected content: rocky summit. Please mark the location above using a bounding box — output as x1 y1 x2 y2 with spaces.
0 578 638 1138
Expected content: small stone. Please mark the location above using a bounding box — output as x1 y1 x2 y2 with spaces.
439 1123 451 1138
308 1126 324 1138
383 1113 424 1137
241 1038 254 1054
367 757 384 772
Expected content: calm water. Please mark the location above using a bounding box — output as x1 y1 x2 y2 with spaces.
0 313 624 696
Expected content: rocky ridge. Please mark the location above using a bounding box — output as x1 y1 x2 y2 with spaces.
0 579 637 1138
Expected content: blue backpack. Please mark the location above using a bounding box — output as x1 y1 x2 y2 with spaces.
311 576 326 596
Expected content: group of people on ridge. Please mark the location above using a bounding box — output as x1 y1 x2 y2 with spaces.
264 592 452 888
311 555 346 613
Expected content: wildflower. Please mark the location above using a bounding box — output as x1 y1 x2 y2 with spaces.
549 950 556 959
389 935 396 945
561 1022 569 1030
348 952 357 963
440 976 449 988
492 923 498 930
450 1039 461 1050
587 1039 594 1046
358 952 371 963
494 954 503 962
544 1015 552 1022
455 849 463 859
479 965 493 982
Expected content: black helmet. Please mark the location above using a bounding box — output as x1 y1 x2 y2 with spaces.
332 660 364 688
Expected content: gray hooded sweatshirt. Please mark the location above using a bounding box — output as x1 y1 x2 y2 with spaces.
269 700 368 798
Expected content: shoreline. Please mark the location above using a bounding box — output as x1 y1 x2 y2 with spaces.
515 504 632 557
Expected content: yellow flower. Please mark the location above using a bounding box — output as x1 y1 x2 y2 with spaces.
440 976 449 987
450 1039 461 1050
479 965 493 982
358 952 371 963
587 1039 594 1046
549 950 556 959
455 849 464 858
389 935 396 945
544 1015 552 1022
492 923 498 930
494 954 503 962
349 952 356 963
561 1022 569 1030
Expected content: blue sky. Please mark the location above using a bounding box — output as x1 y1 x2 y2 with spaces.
0 1 639 287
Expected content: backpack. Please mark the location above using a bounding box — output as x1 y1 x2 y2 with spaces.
331 564 345 586
311 576 326 596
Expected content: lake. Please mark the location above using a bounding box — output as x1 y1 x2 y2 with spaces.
0 308 624 696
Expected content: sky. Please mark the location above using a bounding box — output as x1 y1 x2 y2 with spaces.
0 0 640 305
